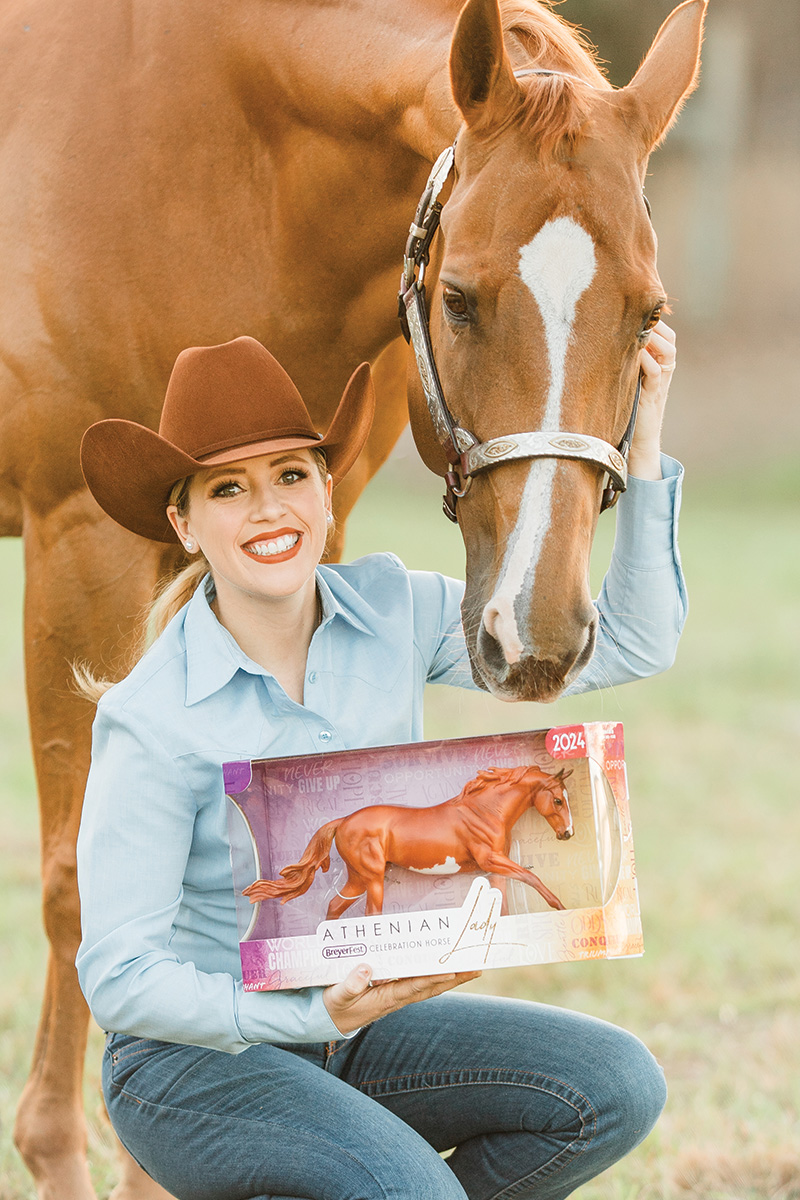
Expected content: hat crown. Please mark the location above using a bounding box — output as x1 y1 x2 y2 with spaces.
159 337 320 459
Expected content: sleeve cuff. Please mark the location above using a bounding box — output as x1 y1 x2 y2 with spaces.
614 454 684 569
235 984 348 1047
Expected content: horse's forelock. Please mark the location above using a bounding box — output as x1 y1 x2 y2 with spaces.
501 2 609 160
502 2 607 83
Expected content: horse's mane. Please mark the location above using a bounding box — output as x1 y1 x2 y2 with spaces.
501 1 611 160
452 765 539 803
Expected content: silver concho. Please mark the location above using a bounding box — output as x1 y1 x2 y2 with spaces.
484 439 519 459
549 436 589 452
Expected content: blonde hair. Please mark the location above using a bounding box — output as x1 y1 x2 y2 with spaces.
74 447 330 703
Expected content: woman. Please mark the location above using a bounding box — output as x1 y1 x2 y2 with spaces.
77 331 684 1200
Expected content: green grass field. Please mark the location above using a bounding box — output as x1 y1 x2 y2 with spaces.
1 460 798 1199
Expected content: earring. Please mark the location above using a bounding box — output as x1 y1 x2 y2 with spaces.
326 512 334 526
185 539 195 552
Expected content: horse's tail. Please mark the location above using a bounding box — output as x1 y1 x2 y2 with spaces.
242 819 342 905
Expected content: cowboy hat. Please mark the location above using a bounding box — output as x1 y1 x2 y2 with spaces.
80 336 375 543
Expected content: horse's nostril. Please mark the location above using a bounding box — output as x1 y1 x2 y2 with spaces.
477 620 511 676
558 829 574 841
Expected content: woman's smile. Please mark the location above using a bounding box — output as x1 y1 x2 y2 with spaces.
242 529 303 562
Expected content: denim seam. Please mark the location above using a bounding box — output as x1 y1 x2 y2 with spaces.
107 1085 396 1200
111 1045 165 1066
326 1040 349 1063
359 1068 597 1198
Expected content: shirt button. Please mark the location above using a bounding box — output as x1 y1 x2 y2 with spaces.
318 730 332 743
308 671 318 684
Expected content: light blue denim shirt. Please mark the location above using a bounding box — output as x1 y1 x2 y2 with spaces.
76 458 687 1054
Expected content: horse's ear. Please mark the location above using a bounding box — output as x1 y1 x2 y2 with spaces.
449 0 521 130
614 0 707 158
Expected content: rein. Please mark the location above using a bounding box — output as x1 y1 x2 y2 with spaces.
398 70 643 523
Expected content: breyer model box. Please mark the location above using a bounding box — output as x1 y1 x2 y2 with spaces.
224 722 642 990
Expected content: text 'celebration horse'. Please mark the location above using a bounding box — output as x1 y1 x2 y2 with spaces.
0 0 705 1195
244 765 574 918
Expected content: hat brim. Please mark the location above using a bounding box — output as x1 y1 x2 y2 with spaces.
80 362 375 543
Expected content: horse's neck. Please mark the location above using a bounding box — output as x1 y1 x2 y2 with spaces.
459 781 534 824
245 0 601 162
244 1 461 162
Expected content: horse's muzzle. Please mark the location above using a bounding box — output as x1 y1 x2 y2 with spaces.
472 608 598 703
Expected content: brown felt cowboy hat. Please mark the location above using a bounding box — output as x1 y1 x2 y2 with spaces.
81 337 375 543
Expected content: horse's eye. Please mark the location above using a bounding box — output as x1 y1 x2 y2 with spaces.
442 286 469 320
642 303 664 334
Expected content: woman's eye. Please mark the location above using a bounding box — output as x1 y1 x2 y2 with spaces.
280 468 309 484
442 286 469 320
210 480 242 498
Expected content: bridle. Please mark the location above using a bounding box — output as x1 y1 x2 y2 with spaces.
398 70 644 523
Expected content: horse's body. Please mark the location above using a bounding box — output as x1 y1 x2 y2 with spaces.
244 765 573 918
0 1 705 1195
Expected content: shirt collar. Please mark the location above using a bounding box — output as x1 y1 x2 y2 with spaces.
183 579 257 706
183 568 375 706
314 566 376 637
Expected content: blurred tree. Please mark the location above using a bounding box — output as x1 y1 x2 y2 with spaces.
558 0 799 149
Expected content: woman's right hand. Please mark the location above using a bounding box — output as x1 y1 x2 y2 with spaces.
323 964 481 1035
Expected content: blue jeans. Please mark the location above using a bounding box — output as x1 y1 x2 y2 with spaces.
104 993 666 1200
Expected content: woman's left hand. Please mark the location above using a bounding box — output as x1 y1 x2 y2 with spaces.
628 319 677 481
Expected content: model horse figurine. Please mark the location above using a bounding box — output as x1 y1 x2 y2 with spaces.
243 765 573 918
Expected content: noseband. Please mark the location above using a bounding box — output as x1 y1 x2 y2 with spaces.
398 72 644 523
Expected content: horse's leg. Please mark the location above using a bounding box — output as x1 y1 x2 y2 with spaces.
13 496 177 1200
473 850 565 912
488 873 510 915
364 874 385 917
326 337 410 561
325 870 368 921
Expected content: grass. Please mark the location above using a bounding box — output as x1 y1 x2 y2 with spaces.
1 457 799 1198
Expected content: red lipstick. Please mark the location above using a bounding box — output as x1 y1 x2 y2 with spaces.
241 529 303 564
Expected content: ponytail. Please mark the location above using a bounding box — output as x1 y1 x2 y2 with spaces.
73 474 207 703
73 556 210 703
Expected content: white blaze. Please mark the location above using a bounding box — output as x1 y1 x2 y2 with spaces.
482 218 596 665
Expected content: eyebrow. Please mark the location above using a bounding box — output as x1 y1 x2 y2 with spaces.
203 453 309 482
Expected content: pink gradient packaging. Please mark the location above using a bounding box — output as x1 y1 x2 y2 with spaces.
224 721 642 990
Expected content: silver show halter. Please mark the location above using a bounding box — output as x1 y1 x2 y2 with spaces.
398 73 642 522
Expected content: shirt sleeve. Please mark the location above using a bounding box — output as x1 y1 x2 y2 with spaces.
406 567 474 689
563 454 688 694
76 702 345 1054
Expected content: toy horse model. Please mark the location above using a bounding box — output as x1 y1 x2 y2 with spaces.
244 765 573 917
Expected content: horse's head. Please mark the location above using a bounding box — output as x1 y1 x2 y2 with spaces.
529 766 573 840
407 0 705 701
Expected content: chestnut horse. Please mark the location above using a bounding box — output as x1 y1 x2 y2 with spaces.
243 765 574 918
0 1 705 1195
